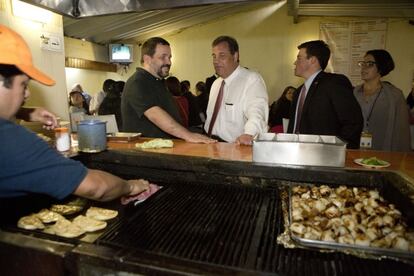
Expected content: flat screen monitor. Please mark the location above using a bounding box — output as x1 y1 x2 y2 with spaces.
109 44 133 63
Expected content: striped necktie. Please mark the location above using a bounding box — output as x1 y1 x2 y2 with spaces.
294 85 307 134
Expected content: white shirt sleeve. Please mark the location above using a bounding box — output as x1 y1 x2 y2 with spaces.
89 91 105 113
243 74 269 136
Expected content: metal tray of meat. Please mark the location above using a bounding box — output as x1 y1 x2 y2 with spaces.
288 183 414 261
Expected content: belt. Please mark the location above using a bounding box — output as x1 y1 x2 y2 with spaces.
201 128 226 142
210 134 226 142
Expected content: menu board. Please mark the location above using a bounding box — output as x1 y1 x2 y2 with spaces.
320 19 387 86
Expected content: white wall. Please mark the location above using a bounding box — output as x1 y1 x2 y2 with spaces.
64 37 140 96
164 3 414 102
0 0 69 120
63 3 414 102
5 0 411 112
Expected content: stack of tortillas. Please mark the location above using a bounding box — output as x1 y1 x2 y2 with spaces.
17 206 118 238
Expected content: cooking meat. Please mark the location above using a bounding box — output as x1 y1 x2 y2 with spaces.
290 185 414 252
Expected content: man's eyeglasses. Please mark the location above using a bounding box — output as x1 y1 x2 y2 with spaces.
357 61 376 68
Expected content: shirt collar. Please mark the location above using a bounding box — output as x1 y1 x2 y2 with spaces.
138 67 164 81
221 65 241 84
304 69 322 91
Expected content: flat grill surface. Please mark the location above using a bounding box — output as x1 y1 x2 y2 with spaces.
97 182 414 275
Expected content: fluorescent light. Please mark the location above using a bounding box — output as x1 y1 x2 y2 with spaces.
12 0 53 23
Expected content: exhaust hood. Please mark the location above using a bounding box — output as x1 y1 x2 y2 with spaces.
21 0 270 18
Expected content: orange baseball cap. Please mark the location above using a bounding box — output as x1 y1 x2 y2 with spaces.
0 24 55 86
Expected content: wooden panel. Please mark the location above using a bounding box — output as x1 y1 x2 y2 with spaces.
65 57 117 72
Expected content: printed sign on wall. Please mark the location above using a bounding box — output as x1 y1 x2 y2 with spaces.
320 19 387 86
40 31 63 52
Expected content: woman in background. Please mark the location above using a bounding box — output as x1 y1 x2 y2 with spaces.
406 81 414 126
99 81 124 131
353 49 410 152
69 90 90 114
268 86 295 133
165 76 189 127
406 81 414 110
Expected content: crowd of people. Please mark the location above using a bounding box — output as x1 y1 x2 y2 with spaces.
1 23 413 209
67 35 411 151
68 79 125 131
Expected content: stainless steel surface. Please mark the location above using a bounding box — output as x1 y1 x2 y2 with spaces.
25 0 268 17
291 234 414 262
62 2 272 44
287 0 414 23
20 1 413 44
253 133 346 167
77 119 107 153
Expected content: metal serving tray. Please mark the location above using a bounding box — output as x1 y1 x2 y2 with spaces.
253 133 346 167
288 184 414 262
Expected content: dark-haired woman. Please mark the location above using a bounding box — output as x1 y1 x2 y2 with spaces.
268 86 295 133
99 81 124 131
353 49 410 151
69 90 90 115
165 76 189 127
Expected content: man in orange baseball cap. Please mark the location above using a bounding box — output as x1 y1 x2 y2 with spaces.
0 24 57 125
0 25 150 209
0 24 55 86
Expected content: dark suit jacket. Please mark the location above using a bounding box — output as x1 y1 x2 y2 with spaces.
287 71 363 149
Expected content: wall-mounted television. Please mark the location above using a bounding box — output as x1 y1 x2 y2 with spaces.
109 44 133 63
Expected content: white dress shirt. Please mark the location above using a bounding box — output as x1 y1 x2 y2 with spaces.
204 66 269 142
89 90 106 114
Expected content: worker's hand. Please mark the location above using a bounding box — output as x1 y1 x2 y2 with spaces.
235 134 254 146
29 107 59 130
184 133 217 144
127 179 150 196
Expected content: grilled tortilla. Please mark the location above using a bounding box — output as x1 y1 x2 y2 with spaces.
44 218 85 238
73 215 107 232
85 207 118 221
50 204 83 215
18 215 45 230
36 209 64 223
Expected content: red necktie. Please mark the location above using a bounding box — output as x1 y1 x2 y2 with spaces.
294 85 307 134
207 80 225 136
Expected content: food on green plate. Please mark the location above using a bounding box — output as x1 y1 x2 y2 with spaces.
361 157 388 166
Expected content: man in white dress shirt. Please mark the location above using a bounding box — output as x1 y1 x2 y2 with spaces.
204 36 269 145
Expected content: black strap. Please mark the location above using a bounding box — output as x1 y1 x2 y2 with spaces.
365 87 382 130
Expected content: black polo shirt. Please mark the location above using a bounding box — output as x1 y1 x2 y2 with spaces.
121 68 182 138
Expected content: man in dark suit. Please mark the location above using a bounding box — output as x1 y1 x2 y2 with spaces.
287 40 363 149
